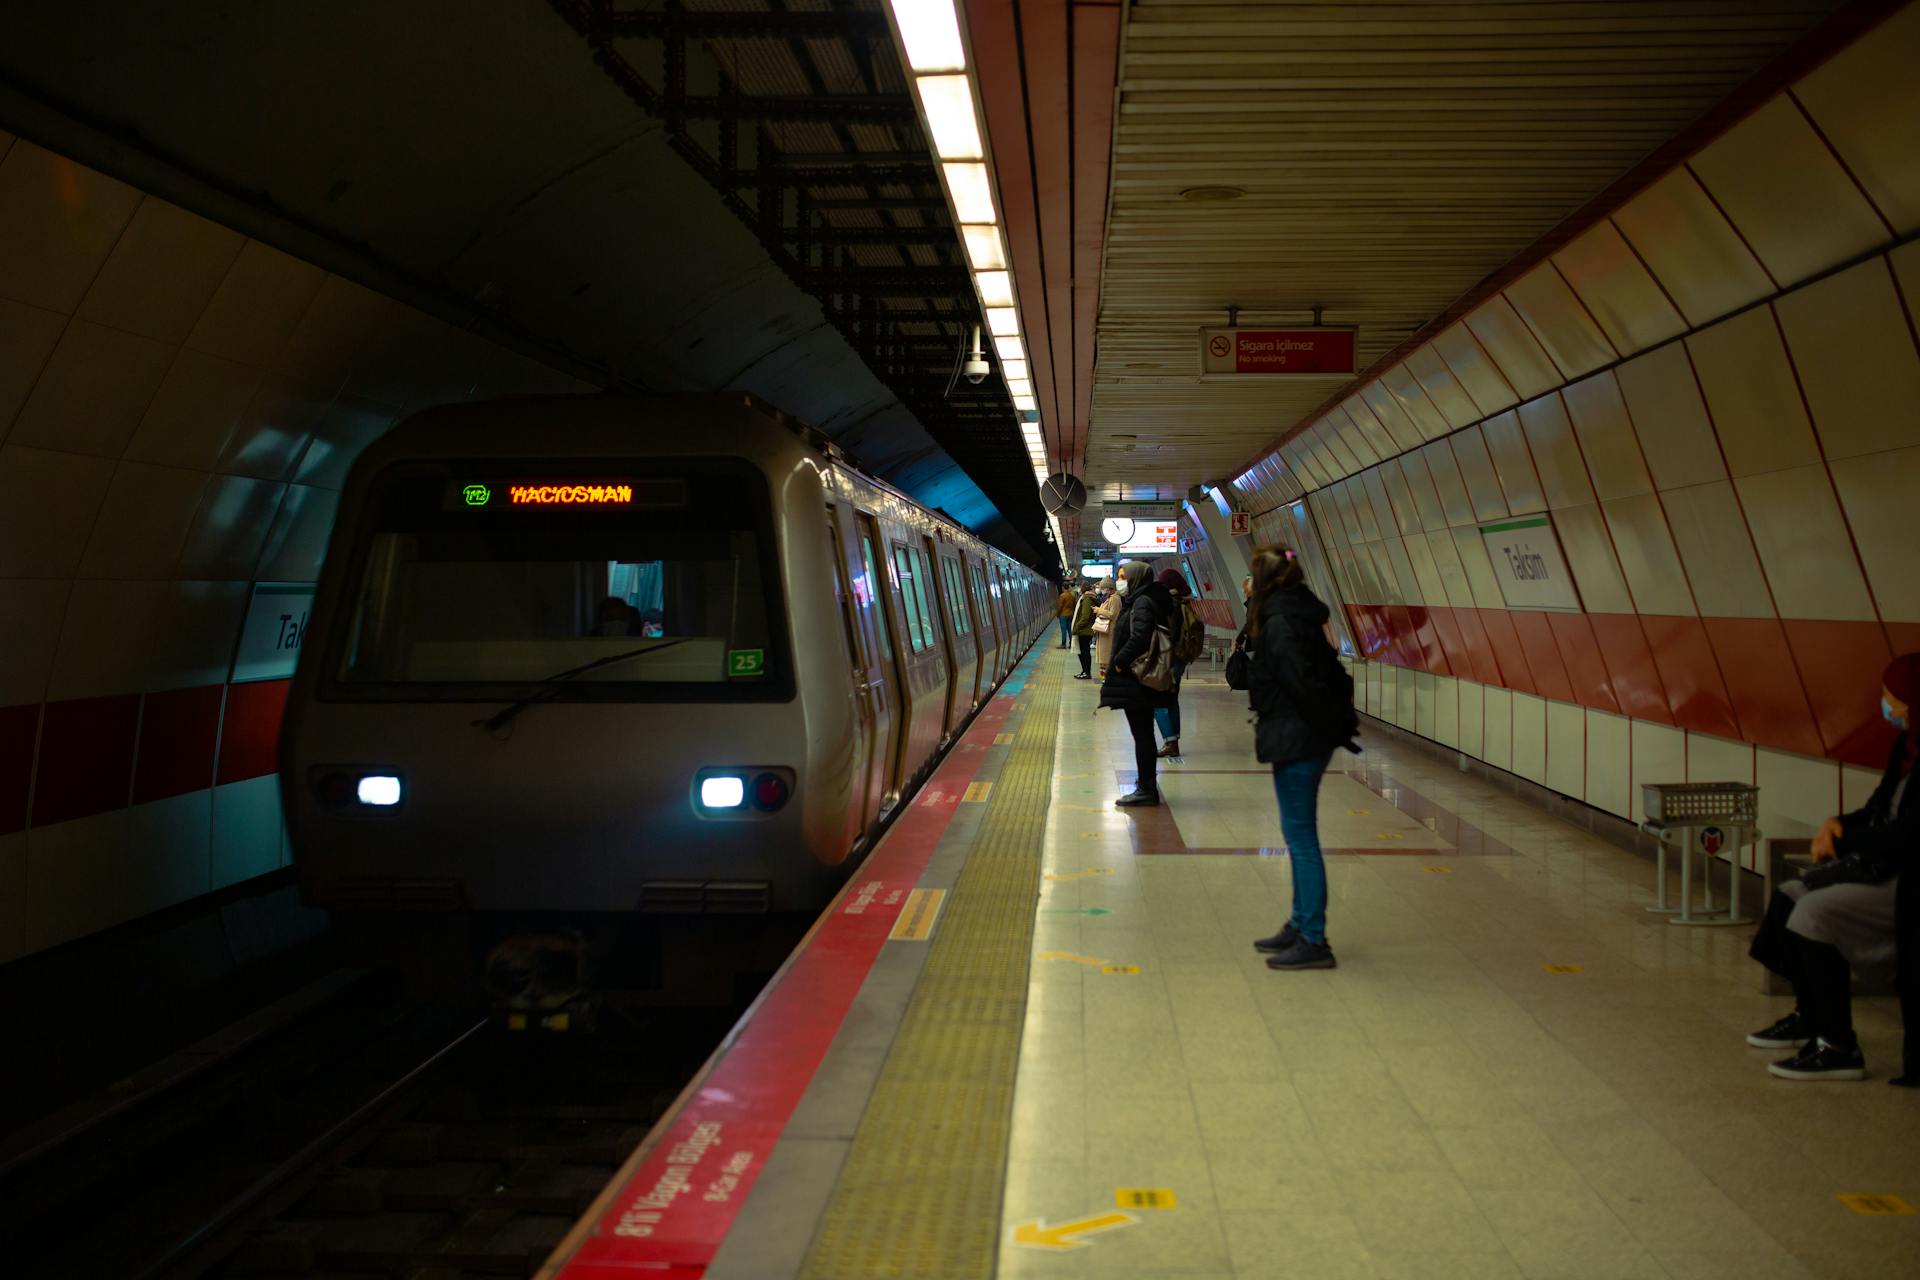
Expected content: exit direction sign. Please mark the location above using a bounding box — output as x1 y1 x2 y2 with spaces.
1200 326 1357 378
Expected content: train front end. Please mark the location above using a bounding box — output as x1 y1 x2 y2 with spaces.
281 396 855 1011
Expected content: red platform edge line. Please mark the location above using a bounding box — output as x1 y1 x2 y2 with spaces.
542 677 1026 1278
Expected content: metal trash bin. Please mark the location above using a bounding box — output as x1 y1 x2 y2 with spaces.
1639 782 1760 926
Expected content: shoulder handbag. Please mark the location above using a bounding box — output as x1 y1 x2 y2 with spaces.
1225 643 1250 691
1131 624 1176 691
1091 614 1112 635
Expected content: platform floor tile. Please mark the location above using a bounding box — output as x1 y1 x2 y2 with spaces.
995 657 1915 1280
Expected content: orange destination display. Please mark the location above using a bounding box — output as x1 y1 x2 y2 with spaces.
447 478 687 510
1199 325 1357 377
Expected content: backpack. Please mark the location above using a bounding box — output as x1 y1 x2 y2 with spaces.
1172 598 1205 665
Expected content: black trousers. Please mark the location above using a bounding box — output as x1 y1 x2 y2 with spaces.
1751 889 1856 1047
1076 632 1093 677
1123 705 1158 796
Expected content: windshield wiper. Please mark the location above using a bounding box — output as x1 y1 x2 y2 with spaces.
473 639 694 732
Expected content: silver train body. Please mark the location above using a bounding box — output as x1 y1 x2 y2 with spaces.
282 394 1050 934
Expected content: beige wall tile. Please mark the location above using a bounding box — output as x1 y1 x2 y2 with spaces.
1504 264 1617 379
1686 306 1820 478
1464 299 1559 399
185 240 326 367
8 320 175 457
1827 446 1920 623
1600 494 1695 616
0 297 66 439
1657 481 1774 619
122 347 259 470
0 142 142 313
1612 172 1773 328
1517 393 1596 510
1734 464 1877 621
78 461 209 579
1773 257 1920 460
1795 2 1920 234
0 445 115 578
1615 341 1725 491
0 578 70 704
1562 372 1652 500
75 198 245 344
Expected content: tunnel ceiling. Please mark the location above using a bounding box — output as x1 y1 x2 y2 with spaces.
0 0 1051 566
1084 0 1851 519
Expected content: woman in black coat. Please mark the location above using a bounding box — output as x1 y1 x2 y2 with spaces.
1244 546 1360 970
1099 559 1181 807
1747 652 1918 1083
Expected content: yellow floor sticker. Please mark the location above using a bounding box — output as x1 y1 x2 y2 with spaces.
1010 1210 1139 1251
1543 963 1584 973
993 733 1015 745
1044 867 1113 881
1838 1193 1914 1215
963 780 992 802
1115 1187 1177 1210
1423 866 1454 874
888 888 945 941
1101 964 1141 975
1037 950 1106 966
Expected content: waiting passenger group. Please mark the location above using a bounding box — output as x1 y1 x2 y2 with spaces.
1054 552 1916 1077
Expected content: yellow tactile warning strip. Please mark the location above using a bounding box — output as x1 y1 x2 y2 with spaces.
798 655 1060 1280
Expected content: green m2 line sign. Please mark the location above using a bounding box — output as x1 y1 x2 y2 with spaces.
1476 515 1582 613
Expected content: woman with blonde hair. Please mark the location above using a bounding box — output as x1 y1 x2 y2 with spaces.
1091 579 1124 677
1245 545 1360 969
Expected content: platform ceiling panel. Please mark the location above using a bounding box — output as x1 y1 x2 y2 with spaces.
1087 0 1844 504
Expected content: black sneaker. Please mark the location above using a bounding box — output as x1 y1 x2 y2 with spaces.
1265 938 1336 970
1073 672 1091 680
1253 924 1300 954
1114 790 1160 807
1768 1037 1866 1081
1746 1009 1812 1049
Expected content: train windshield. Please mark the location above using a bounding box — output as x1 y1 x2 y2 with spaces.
327 460 785 701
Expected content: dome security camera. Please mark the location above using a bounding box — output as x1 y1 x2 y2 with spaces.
962 324 989 385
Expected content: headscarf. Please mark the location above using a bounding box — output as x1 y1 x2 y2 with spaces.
1116 560 1152 597
1884 652 1919 771
1156 568 1188 596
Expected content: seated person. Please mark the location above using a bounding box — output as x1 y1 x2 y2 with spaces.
1747 653 1917 1084
593 596 639 637
639 608 666 639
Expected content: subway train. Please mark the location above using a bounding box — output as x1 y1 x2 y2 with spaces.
280 393 1052 1012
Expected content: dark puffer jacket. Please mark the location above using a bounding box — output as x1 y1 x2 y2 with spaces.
1098 581 1181 711
1246 584 1360 764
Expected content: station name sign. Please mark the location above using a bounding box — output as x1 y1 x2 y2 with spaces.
1200 326 1357 378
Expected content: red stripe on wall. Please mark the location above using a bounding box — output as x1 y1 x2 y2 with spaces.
1640 615 1740 739
1508 611 1574 703
1427 606 1469 677
1407 606 1452 675
1705 616 1823 756
1782 619 1896 767
217 680 292 786
32 694 139 827
1450 607 1504 686
0 704 37 836
1477 609 1536 694
1587 613 1672 724
134 685 225 804
1545 612 1620 714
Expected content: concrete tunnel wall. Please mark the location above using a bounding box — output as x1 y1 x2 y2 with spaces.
1227 5 1920 867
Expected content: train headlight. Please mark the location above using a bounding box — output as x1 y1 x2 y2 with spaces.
356 775 403 806
699 776 747 810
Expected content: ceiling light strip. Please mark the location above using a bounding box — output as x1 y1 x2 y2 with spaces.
883 0 1060 571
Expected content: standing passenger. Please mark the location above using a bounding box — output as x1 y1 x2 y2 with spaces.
1100 561 1180 807
1070 585 1099 680
1055 582 1077 649
1154 569 1203 759
1092 582 1124 678
1246 546 1361 970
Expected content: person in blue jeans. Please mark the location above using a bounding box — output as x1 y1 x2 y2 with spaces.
1055 582 1077 649
1243 546 1361 970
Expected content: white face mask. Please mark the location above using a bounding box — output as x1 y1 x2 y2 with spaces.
1115 578 1128 595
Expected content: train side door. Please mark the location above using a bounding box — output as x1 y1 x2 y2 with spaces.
854 512 906 809
924 536 963 737
827 508 881 830
969 559 999 682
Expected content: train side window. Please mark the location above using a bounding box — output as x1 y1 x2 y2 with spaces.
942 559 970 635
858 531 893 661
910 546 937 645
891 543 926 651
828 525 862 673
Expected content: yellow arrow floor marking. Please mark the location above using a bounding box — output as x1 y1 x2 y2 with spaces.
1423 866 1454 874
1010 1211 1140 1251
1543 963 1584 974
1044 867 1115 881
1348 808 1371 815
1838 1193 1914 1215
1037 951 1108 967
963 781 992 802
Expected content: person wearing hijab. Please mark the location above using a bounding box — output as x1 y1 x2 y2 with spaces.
1092 579 1124 678
1153 567 1194 759
1747 653 1918 1082
1244 545 1361 970
1098 560 1181 806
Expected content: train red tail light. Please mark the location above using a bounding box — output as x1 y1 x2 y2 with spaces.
752 772 790 811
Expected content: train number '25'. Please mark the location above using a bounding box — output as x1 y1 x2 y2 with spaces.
728 649 765 676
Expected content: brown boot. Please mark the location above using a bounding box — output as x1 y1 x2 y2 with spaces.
1156 739 1180 759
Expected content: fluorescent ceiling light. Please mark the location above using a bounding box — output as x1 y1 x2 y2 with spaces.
994 335 1023 360
943 162 996 222
986 306 1019 337
1003 359 1029 381
975 269 1014 306
916 75 983 160
890 0 966 71
1013 394 1037 411
961 225 1006 271
1006 378 1032 397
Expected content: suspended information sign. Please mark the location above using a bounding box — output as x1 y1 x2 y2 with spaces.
1200 326 1357 377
